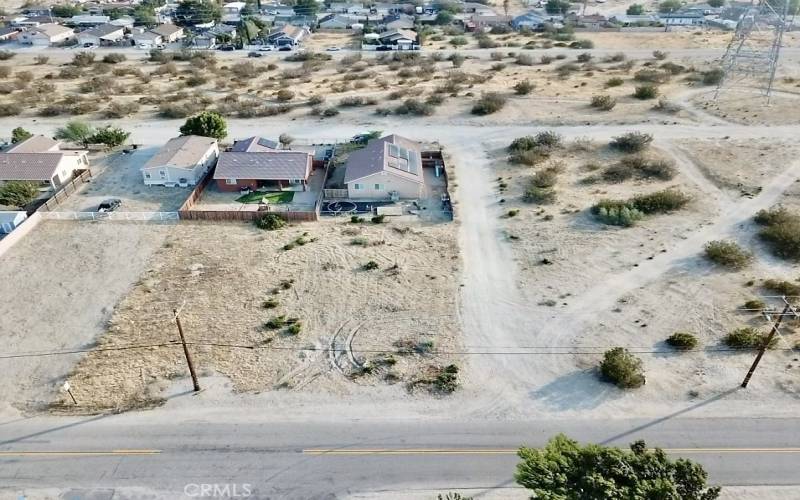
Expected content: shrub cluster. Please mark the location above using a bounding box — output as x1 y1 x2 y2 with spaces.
666 332 698 350
514 80 535 95
471 92 507 115
704 240 752 269
609 132 653 153
724 327 776 349
762 279 800 297
523 164 562 204
508 131 562 165
602 156 676 183
590 94 617 111
754 207 800 261
592 189 690 226
633 85 660 100
600 347 645 389
254 214 287 231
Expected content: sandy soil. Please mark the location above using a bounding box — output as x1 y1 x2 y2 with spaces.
0 221 174 415
692 91 800 126
52 219 461 413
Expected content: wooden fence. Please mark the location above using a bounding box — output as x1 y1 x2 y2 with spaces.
37 169 92 212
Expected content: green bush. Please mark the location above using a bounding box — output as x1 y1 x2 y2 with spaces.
666 332 698 350
262 298 278 309
600 347 645 388
702 68 725 85
743 299 765 311
605 77 625 87
590 94 616 111
265 315 287 329
255 214 287 231
0 181 38 208
534 131 563 149
570 39 594 49
514 80 535 95
724 327 776 349
633 85 659 99
754 207 800 260
531 168 558 188
630 189 690 214
755 206 796 226
471 92 507 115
362 260 379 271
285 322 302 335
634 69 670 84
395 98 435 116
704 240 752 269
524 185 556 204
762 279 800 297
102 53 126 64
592 202 644 227
371 215 386 224
609 132 653 153
510 149 548 166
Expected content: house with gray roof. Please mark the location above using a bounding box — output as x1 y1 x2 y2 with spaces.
343 134 423 200
213 144 313 192
141 136 219 187
77 23 125 46
0 141 88 189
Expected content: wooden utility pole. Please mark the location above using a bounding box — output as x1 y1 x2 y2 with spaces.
741 299 796 388
174 308 201 392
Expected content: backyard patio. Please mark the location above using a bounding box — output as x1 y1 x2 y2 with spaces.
195 168 324 212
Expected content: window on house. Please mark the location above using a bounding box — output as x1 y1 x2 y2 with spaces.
353 183 363 190
289 179 302 185
144 173 151 179
225 178 237 185
374 183 383 190
159 170 166 178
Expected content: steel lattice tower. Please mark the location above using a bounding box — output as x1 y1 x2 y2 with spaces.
715 0 793 103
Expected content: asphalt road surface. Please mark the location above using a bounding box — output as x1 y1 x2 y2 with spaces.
2 414 800 498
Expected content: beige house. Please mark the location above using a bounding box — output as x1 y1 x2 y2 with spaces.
77 23 125 46
0 135 89 189
151 23 184 43
20 23 75 46
344 134 423 200
141 135 219 187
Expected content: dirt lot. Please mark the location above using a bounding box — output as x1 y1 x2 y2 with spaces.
53 218 460 413
0 221 173 415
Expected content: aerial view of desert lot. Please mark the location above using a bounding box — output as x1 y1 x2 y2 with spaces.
1 0 800 497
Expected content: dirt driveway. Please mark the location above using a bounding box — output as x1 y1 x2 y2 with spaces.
56 148 192 213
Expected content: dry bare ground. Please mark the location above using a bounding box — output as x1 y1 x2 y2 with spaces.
52 220 460 413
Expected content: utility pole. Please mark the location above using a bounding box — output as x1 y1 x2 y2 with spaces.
741 298 797 388
174 308 201 392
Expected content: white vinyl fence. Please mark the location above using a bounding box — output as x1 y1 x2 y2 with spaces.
40 211 180 222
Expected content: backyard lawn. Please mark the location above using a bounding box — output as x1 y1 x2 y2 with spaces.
236 191 295 204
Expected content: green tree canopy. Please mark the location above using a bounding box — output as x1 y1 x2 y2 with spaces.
658 0 683 13
50 4 83 17
133 4 157 26
293 0 319 16
546 0 572 14
707 0 724 7
54 121 94 147
175 0 221 26
626 3 645 14
435 11 454 24
180 111 227 140
11 127 32 144
0 181 38 208
516 434 721 500
88 126 130 147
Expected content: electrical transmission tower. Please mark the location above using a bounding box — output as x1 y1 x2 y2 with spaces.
715 0 794 103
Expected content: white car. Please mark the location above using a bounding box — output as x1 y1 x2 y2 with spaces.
259 45 276 51
326 46 341 51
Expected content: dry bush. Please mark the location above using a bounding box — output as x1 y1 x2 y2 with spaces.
590 94 616 111
471 92 506 115
704 240 752 269
0 66 10 78
105 101 140 118
0 103 21 116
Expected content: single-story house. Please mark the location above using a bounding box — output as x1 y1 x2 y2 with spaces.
377 28 417 46
0 211 28 234
141 135 219 187
4 135 61 154
0 27 22 42
222 1 247 24
77 23 126 46
660 11 706 25
192 34 217 49
19 23 76 46
213 149 313 192
230 136 280 152
70 15 111 26
470 14 512 29
0 151 88 190
266 24 310 46
571 13 608 29
152 23 184 42
11 16 44 27
512 11 561 30
609 14 659 26
110 16 136 28
343 134 423 200
132 30 163 48
319 13 357 29
382 13 414 30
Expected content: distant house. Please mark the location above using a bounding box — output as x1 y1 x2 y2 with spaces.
141 136 219 187
213 149 314 192
382 13 414 30
266 24 310 46
0 211 27 234
222 1 247 24
132 30 163 48
70 15 111 26
77 24 125 46
610 14 659 26
470 14 512 29
569 13 608 29
343 134 423 200
152 23 184 42
660 11 706 25
0 27 22 42
512 11 561 30
230 136 280 152
109 16 136 28
0 135 89 189
19 23 76 46
377 28 417 47
318 14 356 29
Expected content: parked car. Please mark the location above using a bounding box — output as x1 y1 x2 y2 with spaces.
278 45 292 51
83 43 96 49
217 44 235 51
248 51 262 58
259 45 276 51
326 46 341 51
97 199 121 213
375 45 391 51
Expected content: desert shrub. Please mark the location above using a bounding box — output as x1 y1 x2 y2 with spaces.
724 327 776 349
491 62 507 71
755 208 800 260
102 53 126 64
516 54 534 66
362 260 379 271
72 52 96 67
600 348 645 389
510 149 548 166
743 299 765 310
285 51 331 62
509 136 539 153
702 68 725 85
339 96 365 107
576 52 593 63
395 98 434 116
531 168 558 188
604 156 675 182
322 107 340 117
763 279 800 297
653 50 668 60
276 89 295 102
185 73 208 87
34 55 49 65
704 240 752 269
524 185 557 204
610 132 653 153
592 201 644 227
570 39 594 49
0 50 14 61
605 52 627 62
653 97 681 113
660 62 686 75
471 92 506 115
514 80 535 95
634 69 670 84
0 66 10 78
666 332 698 350
104 101 140 118
255 214 287 231
450 36 468 47
633 85 659 99
630 189 690 214
590 94 616 111
534 131 563 149
308 95 324 106
0 103 21 116
540 55 554 65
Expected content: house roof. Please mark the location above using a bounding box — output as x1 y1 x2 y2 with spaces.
134 30 162 41
269 24 308 40
343 134 423 185
142 136 218 171
4 135 60 153
214 151 311 180
379 28 416 41
71 15 111 24
0 153 64 181
79 23 124 38
230 136 280 152
152 23 182 37
0 27 20 38
32 23 75 38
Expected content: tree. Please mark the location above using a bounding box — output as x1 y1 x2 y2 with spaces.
54 121 95 147
278 133 294 148
707 0 725 6
658 0 683 13
435 11 454 24
0 181 38 208
600 347 645 388
11 127 32 144
626 3 645 14
180 111 227 140
50 4 83 17
545 0 572 14
133 4 157 26
87 126 130 147
516 435 721 500
293 0 319 16
174 0 221 26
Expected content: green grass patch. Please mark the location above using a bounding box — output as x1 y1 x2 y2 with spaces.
236 191 295 204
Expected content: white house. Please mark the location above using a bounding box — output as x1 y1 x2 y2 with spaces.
19 23 76 46
0 211 27 234
152 23 184 42
660 11 706 25
141 135 219 187
77 24 125 46
132 29 163 48
343 134 424 200
70 15 111 26
222 1 247 23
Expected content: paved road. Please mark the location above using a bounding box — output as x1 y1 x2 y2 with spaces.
2 414 800 498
